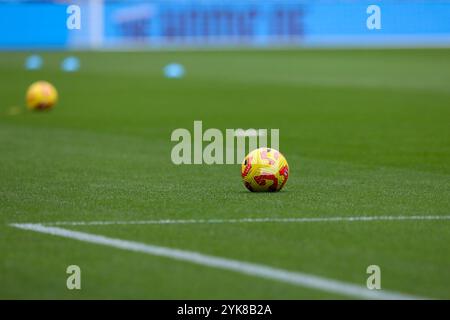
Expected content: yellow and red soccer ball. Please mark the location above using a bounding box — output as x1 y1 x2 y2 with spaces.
241 147 289 192
26 81 58 111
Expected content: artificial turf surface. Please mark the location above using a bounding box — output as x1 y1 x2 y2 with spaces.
0 49 449 299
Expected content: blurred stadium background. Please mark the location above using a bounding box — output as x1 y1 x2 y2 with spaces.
1 0 450 50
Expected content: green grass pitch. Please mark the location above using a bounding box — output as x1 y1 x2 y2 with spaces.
0 49 449 299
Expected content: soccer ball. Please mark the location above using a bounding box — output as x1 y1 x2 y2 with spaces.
26 81 58 110
241 147 289 192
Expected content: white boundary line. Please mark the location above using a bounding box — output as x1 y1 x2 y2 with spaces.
32 215 450 226
10 222 425 300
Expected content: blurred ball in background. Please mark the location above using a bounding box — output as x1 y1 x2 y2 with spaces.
163 63 185 79
26 81 58 111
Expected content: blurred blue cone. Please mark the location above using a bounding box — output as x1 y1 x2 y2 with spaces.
25 55 43 70
163 63 185 79
61 56 80 72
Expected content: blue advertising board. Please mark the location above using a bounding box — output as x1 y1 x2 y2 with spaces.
0 0 449 49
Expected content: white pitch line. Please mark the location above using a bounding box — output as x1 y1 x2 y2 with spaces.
11 223 424 300
33 215 450 227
